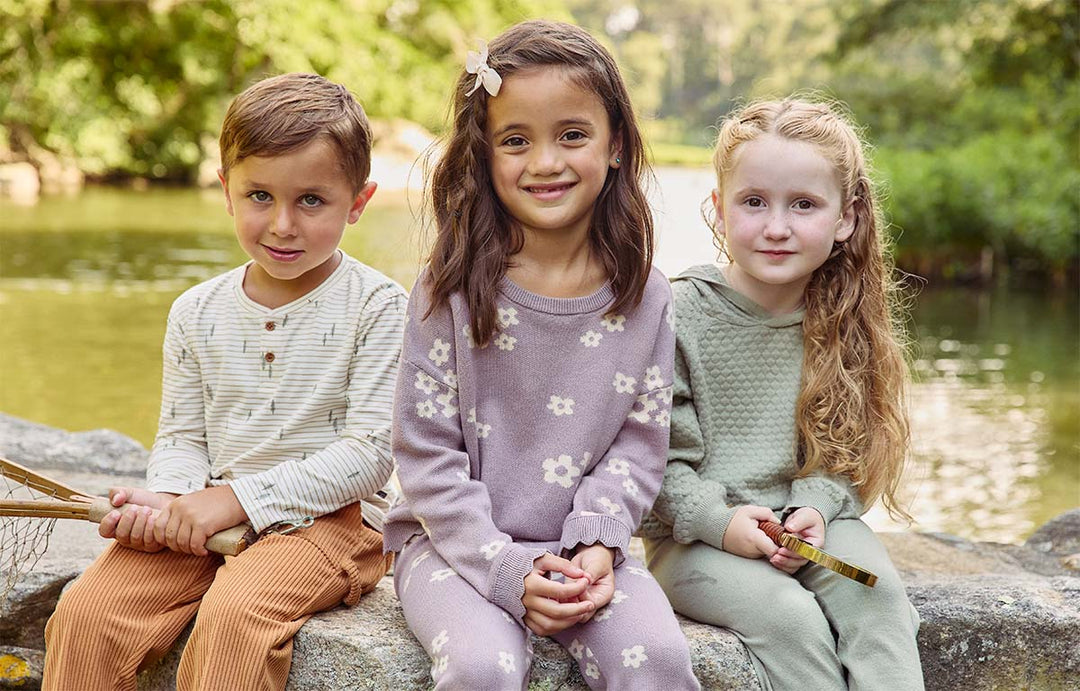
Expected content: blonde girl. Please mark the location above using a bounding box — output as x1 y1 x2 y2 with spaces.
382 19 699 690
640 97 924 690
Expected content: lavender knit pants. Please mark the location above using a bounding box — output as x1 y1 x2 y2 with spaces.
395 535 700 690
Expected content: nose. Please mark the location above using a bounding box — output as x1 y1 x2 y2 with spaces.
762 210 791 240
527 142 565 177
270 203 298 237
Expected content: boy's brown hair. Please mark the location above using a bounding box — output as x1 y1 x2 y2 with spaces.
219 73 372 193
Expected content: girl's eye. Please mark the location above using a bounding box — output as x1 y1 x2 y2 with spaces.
794 199 815 210
745 197 765 208
300 194 323 207
562 130 586 142
503 136 527 147
249 190 271 203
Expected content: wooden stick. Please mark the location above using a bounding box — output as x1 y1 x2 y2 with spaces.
0 498 253 556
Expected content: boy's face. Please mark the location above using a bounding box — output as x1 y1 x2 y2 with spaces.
219 138 375 307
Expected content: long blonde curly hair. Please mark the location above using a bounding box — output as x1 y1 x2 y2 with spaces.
710 97 913 520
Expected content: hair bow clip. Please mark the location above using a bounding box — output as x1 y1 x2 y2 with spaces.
465 40 502 97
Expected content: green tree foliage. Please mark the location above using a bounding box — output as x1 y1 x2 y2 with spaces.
0 0 566 181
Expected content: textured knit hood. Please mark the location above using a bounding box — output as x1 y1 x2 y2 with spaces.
672 263 804 328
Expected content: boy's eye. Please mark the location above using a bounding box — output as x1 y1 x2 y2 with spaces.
300 194 323 207
249 190 271 203
745 197 765 208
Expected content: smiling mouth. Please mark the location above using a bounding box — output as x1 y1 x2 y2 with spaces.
263 245 304 261
524 182 576 198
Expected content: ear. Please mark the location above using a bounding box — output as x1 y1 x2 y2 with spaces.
218 169 234 217
835 198 856 243
711 188 725 236
608 128 624 168
347 181 378 224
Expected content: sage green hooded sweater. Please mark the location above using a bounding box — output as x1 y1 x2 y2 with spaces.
639 264 862 549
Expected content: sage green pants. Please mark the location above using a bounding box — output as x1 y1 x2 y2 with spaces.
645 519 923 691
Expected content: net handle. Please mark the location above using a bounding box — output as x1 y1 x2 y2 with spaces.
88 498 252 556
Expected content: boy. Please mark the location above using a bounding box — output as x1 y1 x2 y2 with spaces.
43 73 406 691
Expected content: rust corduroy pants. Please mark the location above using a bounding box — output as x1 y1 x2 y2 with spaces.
43 503 390 691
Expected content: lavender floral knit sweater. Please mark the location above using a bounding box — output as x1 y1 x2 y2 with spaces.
383 268 676 621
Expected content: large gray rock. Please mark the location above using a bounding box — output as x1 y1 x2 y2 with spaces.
2 415 1078 690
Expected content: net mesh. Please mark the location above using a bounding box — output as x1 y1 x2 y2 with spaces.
1 469 58 604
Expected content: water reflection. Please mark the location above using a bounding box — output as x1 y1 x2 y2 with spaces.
0 183 1076 544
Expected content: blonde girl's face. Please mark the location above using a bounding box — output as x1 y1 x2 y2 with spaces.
485 67 620 241
712 133 855 314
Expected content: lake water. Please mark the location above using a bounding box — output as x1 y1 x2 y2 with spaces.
1 169 1076 543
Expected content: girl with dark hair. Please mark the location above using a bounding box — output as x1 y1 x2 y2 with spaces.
382 19 699 690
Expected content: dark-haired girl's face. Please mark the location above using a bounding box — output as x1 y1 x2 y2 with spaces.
485 67 619 242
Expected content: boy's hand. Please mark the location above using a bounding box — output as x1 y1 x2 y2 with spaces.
569 544 616 623
153 485 248 557
722 505 780 560
769 507 826 574
99 488 176 552
522 552 594 636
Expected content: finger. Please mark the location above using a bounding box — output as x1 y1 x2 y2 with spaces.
534 553 587 580
153 508 170 546
176 522 192 554
784 512 815 533
747 505 780 523
752 529 779 557
108 488 130 507
529 575 589 601
164 513 181 552
141 510 159 549
525 594 594 621
189 527 208 557
128 507 150 548
98 510 121 539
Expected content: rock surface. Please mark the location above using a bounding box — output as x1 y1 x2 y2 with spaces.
1 414 1078 690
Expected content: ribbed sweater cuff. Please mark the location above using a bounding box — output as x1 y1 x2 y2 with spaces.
687 502 738 551
490 544 548 624
785 486 847 525
560 514 633 568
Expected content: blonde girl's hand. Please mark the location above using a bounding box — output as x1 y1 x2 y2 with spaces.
722 505 781 560
569 544 616 623
522 552 595 636
769 507 826 574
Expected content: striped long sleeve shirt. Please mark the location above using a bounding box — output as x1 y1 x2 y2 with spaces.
146 253 406 532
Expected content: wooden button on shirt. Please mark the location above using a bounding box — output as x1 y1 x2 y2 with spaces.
264 352 275 362
265 321 276 331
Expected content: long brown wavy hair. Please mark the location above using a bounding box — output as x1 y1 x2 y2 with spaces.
710 98 913 520
423 20 654 346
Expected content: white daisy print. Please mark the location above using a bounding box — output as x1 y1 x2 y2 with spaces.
436 391 458 417
568 639 585 660
475 422 492 438
462 325 477 348
623 477 640 496
643 365 664 389
613 372 637 394
611 589 629 604
429 339 451 366
411 550 431 570
431 655 448 677
543 455 582 488
621 645 647 668
415 371 439 394
593 607 613 622
494 333 517 351
467 407 477 423
628 394 659 423
599 497 622 515
654 409 671 427
665 305 676 332
480 540 506 560
430 568 456 582
606 458 630 476
585 662 600 680
497 306 520 328
626 566 653 578
431 630 449 654
443 370 458 387
498 651 516 674
416 400 436 419
580 330 603 347
658 387 674 404
601 314 626 332
546 395 575 417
